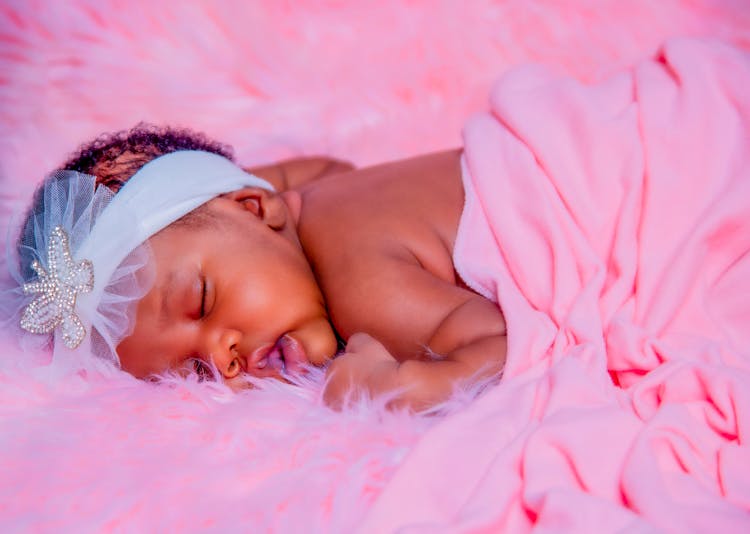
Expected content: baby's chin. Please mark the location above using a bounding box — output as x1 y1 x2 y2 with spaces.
293 317 339 367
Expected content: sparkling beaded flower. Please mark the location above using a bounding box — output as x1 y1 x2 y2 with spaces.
20 226 94 349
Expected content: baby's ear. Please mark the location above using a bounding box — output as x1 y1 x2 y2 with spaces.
221 187 287 230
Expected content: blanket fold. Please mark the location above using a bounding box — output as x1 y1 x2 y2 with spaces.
361 38 750 533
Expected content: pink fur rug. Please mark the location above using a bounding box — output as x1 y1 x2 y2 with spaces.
1 1 749 531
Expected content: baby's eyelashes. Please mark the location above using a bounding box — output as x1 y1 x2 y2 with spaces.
187 275 207 320
199 277 207 317
198 275 216 319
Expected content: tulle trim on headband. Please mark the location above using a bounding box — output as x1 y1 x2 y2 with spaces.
1 171 154 369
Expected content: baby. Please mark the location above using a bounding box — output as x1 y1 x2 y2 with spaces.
13 124 506 411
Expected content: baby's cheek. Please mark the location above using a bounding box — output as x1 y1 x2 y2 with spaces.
298 317 337 366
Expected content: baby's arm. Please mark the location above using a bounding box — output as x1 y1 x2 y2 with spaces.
245 157 355 191
324 258 507 411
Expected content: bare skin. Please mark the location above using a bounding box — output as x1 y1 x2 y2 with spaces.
295 150 507 409
248 156 356 192
118 151 506 411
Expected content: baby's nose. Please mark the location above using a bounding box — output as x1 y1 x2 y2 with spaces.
208 328 243 379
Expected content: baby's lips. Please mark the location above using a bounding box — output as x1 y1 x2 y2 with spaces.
279 334 307 374
248 342 275 371
266 345 285 372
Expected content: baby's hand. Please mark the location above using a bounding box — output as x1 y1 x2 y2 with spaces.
323 333 400 410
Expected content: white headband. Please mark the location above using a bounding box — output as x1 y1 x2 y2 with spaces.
15 150 274 366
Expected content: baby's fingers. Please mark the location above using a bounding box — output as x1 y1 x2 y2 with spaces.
345 332 394 362
322 355 357 410
322 346 400 410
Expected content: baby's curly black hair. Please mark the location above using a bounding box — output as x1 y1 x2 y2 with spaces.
17 123 234 281
60 122 235 192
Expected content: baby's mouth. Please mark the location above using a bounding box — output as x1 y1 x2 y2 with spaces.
279 334 308 375
266 344 285 373
260 334 307 376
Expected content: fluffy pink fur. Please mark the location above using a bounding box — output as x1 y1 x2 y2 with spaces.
1 1 748 531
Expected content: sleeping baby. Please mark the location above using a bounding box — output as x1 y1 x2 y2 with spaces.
11 124 506 411
10 39 747 413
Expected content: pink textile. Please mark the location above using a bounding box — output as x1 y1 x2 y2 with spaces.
360 39 750 532
2 2 750 532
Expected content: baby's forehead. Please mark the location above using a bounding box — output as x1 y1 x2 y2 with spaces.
149 203 247 257
167 203 222 232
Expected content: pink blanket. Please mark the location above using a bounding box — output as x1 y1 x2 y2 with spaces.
362 39 750 532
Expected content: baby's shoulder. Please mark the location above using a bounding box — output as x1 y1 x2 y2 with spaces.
299 149 465 296
300 199 461 355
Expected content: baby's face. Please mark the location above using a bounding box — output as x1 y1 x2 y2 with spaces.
116 190 337 383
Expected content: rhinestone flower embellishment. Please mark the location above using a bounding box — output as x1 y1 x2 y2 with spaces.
20 226 94 349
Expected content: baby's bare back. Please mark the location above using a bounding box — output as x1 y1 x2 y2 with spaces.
297 149 503 361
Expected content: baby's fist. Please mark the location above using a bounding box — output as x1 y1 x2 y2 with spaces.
323 333 399 410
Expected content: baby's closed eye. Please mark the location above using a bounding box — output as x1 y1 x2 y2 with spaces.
188 275 208 319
